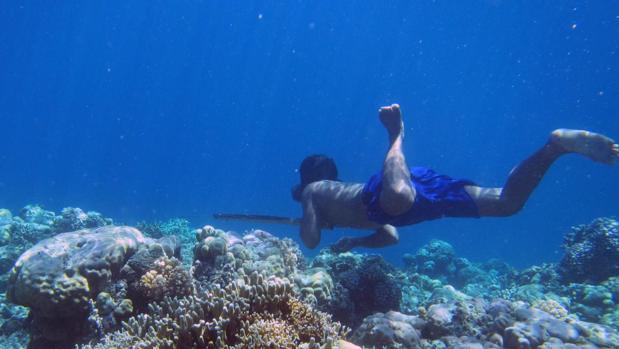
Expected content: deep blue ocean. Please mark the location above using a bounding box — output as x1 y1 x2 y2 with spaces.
0 1 617 268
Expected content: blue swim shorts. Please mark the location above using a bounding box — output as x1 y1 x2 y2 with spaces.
362 167 479 226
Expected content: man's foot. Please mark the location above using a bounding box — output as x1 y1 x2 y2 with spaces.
550 129 619 164
379 104 404 142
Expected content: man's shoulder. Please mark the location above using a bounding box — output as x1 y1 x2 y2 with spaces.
306 180 358 191
304 180 364 200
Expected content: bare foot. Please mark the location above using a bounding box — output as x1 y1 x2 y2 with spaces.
379 104 403 142
550 129 619 165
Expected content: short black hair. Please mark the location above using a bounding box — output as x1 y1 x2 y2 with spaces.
291 154 339 201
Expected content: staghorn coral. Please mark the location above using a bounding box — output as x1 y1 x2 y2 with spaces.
286 298 345 345
236 314 299 348
83 272 349 349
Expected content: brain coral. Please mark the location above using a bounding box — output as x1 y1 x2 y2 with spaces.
7 226 146 316
5 226 176 348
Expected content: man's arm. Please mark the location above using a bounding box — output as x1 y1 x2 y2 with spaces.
300 190 321 249
330 224 399 253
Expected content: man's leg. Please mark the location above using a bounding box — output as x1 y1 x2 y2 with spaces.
466 129 619 216
378 104 416 216
331 225 399 253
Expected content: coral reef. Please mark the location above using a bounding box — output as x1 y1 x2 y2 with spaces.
311 251 402 328
559 217 619 283
52 207 113 234
399 240 518 315
2 213 353 348
3 208 619 349
403 239 516 296
83 272 348 349
137 218 194 263
0 293 28 349
353 298 619 348
192 226 308 288
137 256 193 301
351 311 424 348
294 267 335 307
6 225 180 348
0 206 113 292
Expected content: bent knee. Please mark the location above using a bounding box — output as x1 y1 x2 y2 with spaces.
380 186 415 216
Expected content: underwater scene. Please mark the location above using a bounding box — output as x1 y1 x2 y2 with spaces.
1 2 618 349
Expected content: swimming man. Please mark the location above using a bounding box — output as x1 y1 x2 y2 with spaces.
291 104 619 252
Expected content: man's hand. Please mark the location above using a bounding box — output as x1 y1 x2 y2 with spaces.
329 236 358 253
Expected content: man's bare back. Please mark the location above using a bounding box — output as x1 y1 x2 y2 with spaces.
303 181 378 229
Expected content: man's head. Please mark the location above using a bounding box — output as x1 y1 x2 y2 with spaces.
291 154 339 201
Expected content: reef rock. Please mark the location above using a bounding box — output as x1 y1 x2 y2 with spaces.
352 311 424 348
504 304 619 349
356 295 619 348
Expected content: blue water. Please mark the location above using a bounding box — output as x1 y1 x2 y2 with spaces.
0 1 617 267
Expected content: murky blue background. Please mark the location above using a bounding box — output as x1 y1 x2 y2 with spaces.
1 1 618 267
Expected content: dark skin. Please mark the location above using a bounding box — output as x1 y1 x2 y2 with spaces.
300 104 619 252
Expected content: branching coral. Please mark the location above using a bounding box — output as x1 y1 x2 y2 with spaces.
83 272 349 349
286 298 346 344
236 314 299 348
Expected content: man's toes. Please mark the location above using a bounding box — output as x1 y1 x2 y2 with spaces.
379 104 399 115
